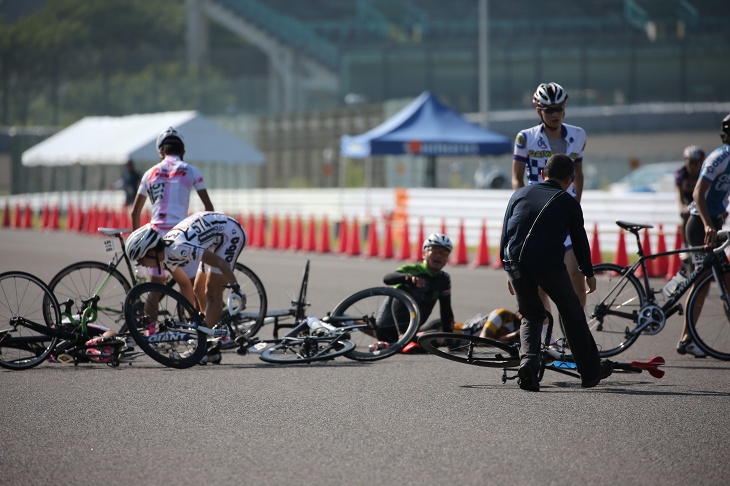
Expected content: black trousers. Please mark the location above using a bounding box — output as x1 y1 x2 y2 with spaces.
507 267 600 380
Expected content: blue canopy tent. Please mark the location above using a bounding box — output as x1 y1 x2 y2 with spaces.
341 91 511 187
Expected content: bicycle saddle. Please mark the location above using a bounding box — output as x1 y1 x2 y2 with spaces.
615 221 654 233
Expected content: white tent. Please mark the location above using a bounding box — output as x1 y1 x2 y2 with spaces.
22 111 265 166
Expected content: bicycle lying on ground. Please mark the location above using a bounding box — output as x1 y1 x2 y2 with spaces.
585 221 730 360
47 227 267 339
417 313 665 387
0 271 144 370
123 260 421 367
239 260 423 360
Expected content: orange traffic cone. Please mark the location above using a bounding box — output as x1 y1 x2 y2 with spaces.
666 225 683 280
269 215 280 249
40 202 50 229
654 224 669 278
451 220 468 265
473 220 491 267
366 218 379 258
413 218 425 261
2 201 10 228
304 215 317 252
381 218 394 259
291 215 303 251
257 214 267 248
440 218 447 236
247 213 257 247
613 230 629 267
12 202 22 228
23 202 33 228
493 225 504 269
348 217 361 256
398 220 411 260
338 217 349 254
318 215 331 254
591 223 602 264
50 204 60 230
281 215 292 250
637 229 655 277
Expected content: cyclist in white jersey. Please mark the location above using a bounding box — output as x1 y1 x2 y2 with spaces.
512 82 589 309
676 114 730 357
126 211 247 330
130 127 214 283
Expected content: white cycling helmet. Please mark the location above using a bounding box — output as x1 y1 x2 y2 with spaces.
156 127 185 150
683 145 705 160
423 233 453 252
126 224 162 261
532 82 568 108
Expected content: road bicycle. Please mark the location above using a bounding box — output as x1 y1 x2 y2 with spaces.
122 260 421 367
249 259 422 361
0 271 144 370
585 221 730 360
46 227 267 339
417 313 665 386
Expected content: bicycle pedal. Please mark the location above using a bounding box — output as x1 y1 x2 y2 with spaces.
55 354 75 364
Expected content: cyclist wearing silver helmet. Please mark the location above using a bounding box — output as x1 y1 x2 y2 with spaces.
378 233 455 350
512 82 589 313
130 127 215 286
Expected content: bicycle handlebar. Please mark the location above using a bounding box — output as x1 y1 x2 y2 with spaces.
714 230 730 254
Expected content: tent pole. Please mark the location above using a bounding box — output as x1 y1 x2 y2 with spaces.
426 156 436 188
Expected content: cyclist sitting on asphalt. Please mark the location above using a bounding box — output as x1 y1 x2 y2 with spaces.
379 233 455 352
125 211 246 331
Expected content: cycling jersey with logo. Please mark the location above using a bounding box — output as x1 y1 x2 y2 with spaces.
689 144 730 218
161 212 247 270
137 155 206 230
513 123 586 199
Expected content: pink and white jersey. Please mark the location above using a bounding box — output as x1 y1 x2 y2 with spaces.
162 212 247 271
137 156 206 231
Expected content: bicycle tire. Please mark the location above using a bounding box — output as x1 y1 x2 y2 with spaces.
418 332 519 368
259 337 355 364
221 262 268 340
330 287 420 361
47 260 132 333
124 282 207 369
0 271 60 370
585 263 645 357
686 271 730 360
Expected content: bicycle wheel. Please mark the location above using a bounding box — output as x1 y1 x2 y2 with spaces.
686 272 730 360
330 287 420 361
418 332 519 368
0 271 60 370
221 263 267 341
259 336 355 364
48 261 131 333
124 282 207 369
585 263 645 357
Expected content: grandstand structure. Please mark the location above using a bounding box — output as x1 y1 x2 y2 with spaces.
187 0 729 114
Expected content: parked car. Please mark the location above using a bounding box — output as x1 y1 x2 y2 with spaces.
608 162 679 193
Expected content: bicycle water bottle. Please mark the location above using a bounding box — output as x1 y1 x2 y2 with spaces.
306 316 335 334
662 269 687 297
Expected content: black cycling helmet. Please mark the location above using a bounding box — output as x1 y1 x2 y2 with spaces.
722 114 730 144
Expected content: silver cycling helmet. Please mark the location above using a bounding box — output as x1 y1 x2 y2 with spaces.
683 145 705 160
126 224 161 261
156 127 185 150
423 233 453 253
532 82 568 108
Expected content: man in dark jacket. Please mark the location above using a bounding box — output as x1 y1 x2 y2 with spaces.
500 153 611 391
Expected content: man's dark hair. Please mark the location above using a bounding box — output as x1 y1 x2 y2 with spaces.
160 140 184 156
544 154 574 181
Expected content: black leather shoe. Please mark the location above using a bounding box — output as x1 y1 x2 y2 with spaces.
518 365 540 392
581 360 613 388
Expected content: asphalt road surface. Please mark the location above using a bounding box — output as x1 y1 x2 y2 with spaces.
1 228 728 486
